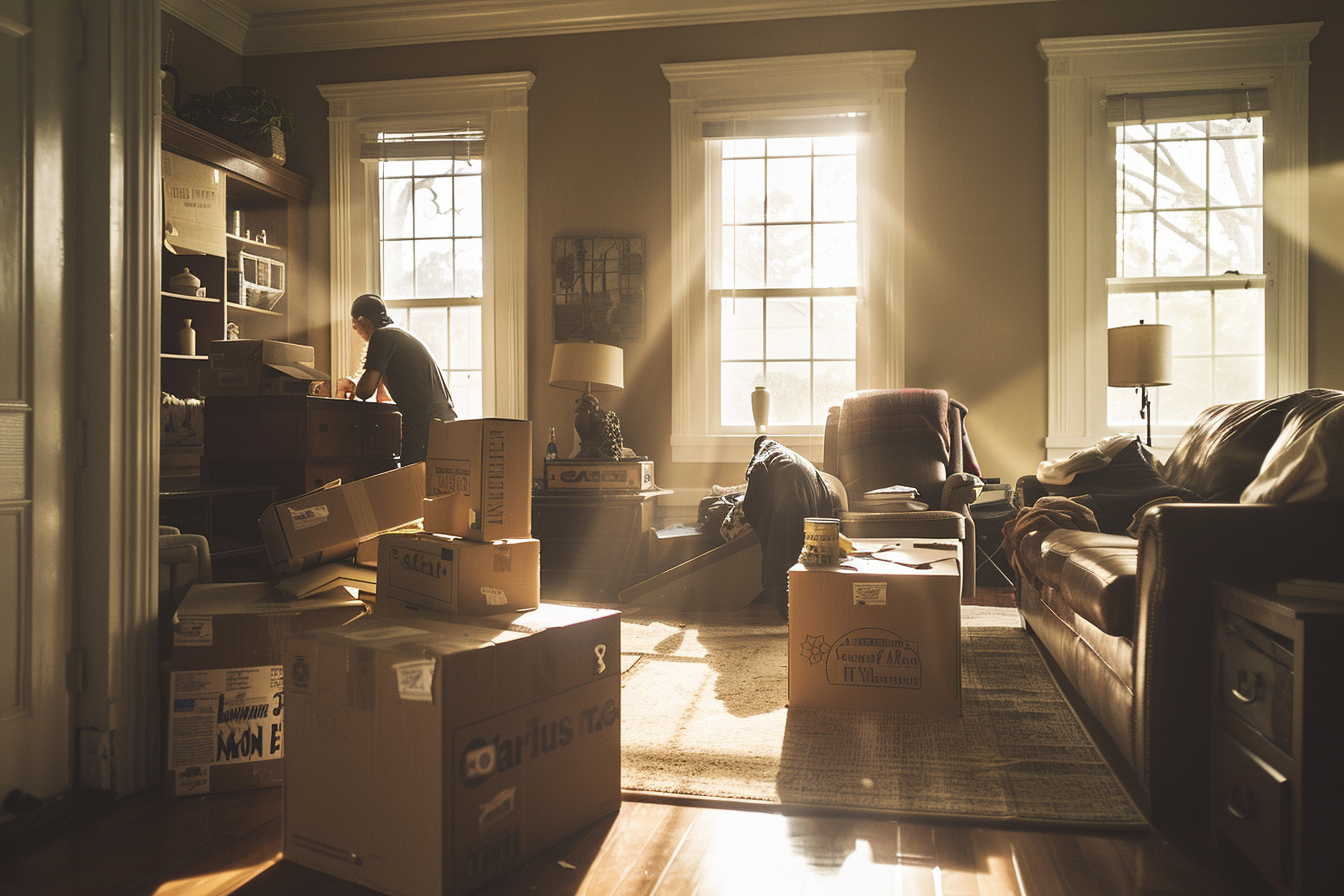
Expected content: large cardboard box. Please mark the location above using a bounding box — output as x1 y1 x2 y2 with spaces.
377 532 540 617
284 604 621 896
424 418 531 542
165 582 369 797
198 339 329 397
544 459 655 493
787 545 961 716
162 151 226 256
259 463 426 575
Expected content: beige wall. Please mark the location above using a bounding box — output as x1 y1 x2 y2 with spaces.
167 1 1344 520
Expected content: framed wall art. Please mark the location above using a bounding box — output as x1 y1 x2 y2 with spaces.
552 235 645 343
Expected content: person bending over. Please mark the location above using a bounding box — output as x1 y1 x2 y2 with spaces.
335 293 456 465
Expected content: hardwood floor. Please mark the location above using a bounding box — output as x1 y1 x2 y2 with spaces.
1 784 1271 896
0 586 1271 896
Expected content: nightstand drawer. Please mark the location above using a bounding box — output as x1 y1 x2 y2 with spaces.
1212 730 1289 888
1218 609 1294 753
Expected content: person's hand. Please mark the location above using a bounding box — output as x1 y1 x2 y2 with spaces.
335 376 357 399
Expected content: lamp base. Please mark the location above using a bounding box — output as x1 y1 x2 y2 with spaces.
573 393 627 459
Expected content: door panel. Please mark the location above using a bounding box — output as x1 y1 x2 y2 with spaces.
0 3 73 810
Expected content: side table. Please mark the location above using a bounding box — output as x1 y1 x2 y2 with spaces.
1210 580 1344 894
531 489 672 599
969 481 1015 587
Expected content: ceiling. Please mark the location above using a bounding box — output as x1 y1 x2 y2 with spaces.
164 0 1038 56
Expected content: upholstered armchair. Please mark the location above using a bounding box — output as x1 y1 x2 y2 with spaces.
823 389 983 602
158 525 212 657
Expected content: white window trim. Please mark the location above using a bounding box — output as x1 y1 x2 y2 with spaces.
1038 23 1319 459
663 50 915 465
318 73 534 418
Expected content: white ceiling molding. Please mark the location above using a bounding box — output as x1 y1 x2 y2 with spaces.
165 0 1058 57
162 0 251 55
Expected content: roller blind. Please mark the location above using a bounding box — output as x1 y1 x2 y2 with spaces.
701 113 869 140
1105 88 1269 125
359 129 484 161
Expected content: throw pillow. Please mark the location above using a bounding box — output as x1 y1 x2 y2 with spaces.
1241 399 1344 503
1044 437 1200 534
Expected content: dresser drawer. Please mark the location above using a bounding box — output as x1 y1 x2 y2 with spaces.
1212 730 1289 889
1218 610 1294 753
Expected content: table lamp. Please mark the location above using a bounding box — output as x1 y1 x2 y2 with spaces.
1108 320 1173 446
549 341 625 458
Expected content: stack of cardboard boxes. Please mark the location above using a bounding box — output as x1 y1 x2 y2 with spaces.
272 418 622 896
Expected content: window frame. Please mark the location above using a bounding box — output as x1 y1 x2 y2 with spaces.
319 73 534 418
663 51 915 465
1038 23 1319 458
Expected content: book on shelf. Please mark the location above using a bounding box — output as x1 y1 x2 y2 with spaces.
1276 578 1344 601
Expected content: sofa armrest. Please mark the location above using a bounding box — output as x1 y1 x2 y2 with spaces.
1133 501 1344 825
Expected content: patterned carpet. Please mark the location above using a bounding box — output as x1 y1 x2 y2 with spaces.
614 602 1145 828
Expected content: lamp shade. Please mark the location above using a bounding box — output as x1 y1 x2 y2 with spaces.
549 341 623 392
1108 323 1173 387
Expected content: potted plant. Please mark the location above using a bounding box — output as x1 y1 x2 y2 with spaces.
178 87 297 165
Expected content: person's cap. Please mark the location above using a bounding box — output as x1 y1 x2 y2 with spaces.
351 293 392 325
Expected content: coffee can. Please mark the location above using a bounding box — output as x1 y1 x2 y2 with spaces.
798 517 842 567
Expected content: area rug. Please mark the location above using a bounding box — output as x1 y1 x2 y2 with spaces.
615 603 1145 828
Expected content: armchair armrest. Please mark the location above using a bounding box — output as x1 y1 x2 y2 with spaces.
1133 501 1344 825
941 472 983 517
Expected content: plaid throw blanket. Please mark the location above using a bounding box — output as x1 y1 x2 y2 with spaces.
838 389 981 478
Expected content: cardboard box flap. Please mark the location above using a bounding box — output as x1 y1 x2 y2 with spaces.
265 361 330 381
174 581 370 619
275 562 377 601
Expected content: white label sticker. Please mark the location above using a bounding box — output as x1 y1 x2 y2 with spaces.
173 615 214 647
289 504 330 530
853 582 887 606
393 658 436 702
481 586 507 606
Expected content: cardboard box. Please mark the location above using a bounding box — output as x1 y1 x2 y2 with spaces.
284 604 621 896
617 532 761 611
259 463 426 575
198 339 329 397
162 151 226 256
788 547 961 716
165 582 369 797
544 459 655 492
424 418 532 542
376 532 540 617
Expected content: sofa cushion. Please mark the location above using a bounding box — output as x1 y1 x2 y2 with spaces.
1043 438 1199 534
1241 393 1344 503
1038 528 1137 590
1059 546 1139 638
1161 393 1302 500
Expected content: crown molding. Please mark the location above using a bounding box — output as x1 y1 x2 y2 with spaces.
165 0 1056 57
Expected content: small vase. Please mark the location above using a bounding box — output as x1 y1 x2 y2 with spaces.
180 319 196 356
751 385 771 433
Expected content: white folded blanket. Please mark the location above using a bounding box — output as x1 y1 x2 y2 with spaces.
1037 433 1139 485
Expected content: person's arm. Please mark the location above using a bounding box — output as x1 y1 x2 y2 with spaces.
355 368 382 400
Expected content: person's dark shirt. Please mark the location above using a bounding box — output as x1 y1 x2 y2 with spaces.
362 326 455 458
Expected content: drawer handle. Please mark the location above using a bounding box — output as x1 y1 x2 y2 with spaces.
1225 785 1254 821
1231 671 1260 704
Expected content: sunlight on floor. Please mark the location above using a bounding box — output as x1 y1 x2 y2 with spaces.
150 853 280 896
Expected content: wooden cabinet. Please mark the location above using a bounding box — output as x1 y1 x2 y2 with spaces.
1210 581 1344 894
160 116 310 400
531 490 671 599
202 395 402 500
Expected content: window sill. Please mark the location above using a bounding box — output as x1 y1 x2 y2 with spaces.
670 432 827 467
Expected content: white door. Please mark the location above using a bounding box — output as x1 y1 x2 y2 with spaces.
0 2 76 810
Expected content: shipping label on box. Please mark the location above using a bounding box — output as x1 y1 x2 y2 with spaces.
424 418 531 542
544 460 654 492
377 532 540 617
283 606 621 896
788 555 961 716
167 665 285 797
259 462 425 575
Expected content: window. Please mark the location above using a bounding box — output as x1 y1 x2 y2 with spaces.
712 126 861 429
319 73 534 418
372 131 485 418
664 51 914 464
1039 23 1318 457
1108 94 1267 430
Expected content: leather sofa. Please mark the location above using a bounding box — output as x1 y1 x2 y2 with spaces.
1008 389 1344 826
